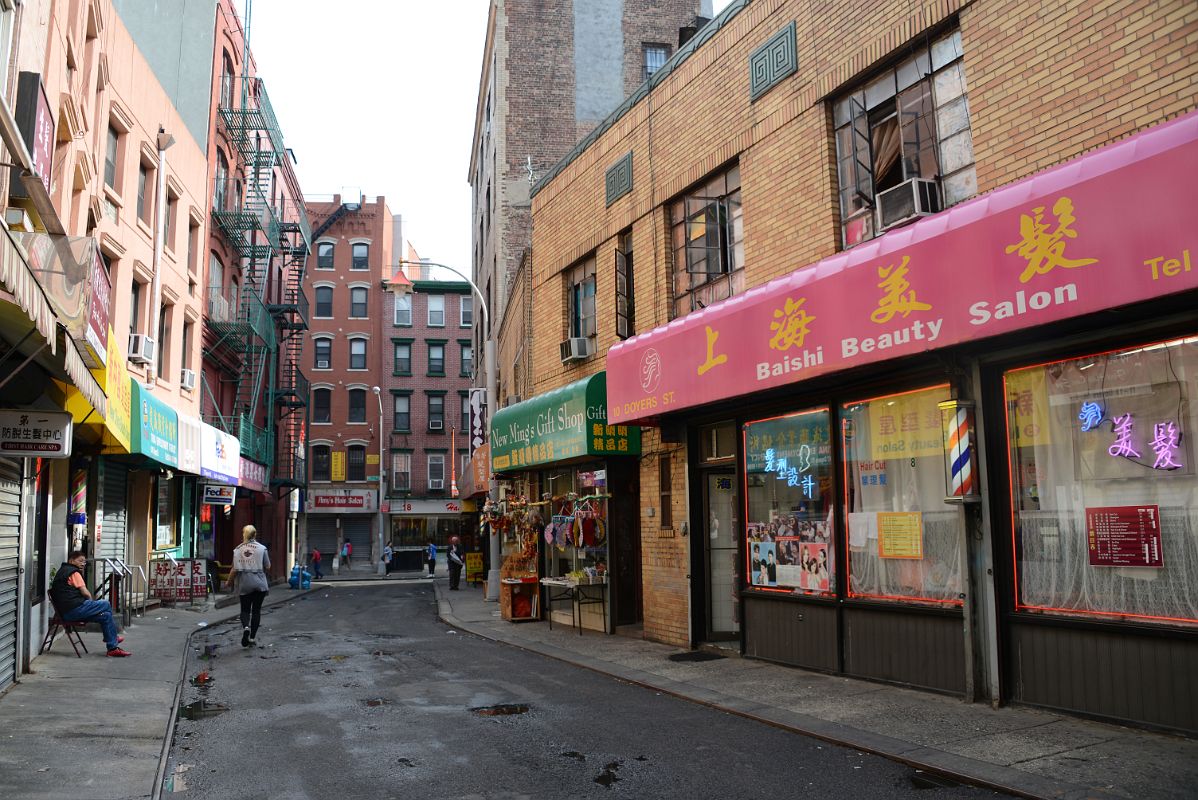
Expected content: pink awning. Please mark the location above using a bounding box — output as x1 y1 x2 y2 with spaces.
607 110 1198 425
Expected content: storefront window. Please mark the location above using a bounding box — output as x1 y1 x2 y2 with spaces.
543 465 609 581
1005 335 1198 625
842 385 962 605
743 409 835 595
155 475 178 550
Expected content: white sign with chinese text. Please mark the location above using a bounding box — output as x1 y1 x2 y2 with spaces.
0 409 72 457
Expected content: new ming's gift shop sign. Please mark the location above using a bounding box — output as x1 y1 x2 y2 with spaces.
490 372 640 471
606 112 1198 424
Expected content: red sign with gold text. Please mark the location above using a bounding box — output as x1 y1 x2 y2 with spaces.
607 112 1198 424
1086 505 1163 568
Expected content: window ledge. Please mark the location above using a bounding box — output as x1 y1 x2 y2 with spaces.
135 217 153 238
102 184 123 208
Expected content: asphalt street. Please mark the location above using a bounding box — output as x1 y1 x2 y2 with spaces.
165 584 1009 800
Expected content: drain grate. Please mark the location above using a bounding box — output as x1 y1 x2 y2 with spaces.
470 703 530 716
667 651 726 663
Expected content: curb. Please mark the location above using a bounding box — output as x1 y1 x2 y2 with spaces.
431 583 1119 800
151 587 317 800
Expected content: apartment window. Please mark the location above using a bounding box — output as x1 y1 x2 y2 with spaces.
391 452 411 492
669 164 744 318
165 192 178 251
181 321 193 372
460 452 471 483
311 445 331 481
348 388 366 423
130 279 144 336
393 341 411 375
394 294 412 326
314 286 333 318
104 125 120 188
156 304 170 378
347 445 366 481
460 296 473 327
316 242 334 269
460 393 470 433
460 343 473 377
314 337 332 370
137 162 152 223
427 343 445 375
349 338 367 369
351 242 369 270
214 150 228 212
428 454 445 490
312 388 331 423
393 395 411 431
616 228 634 339
220 52 235 109
427 295 445 326
643 43 669 81
349 287 368 318
567 257 596 340
659 453 673 528
428 395 445 430
833 29 975 248
188 219 201 275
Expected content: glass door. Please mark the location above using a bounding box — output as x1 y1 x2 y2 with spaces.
704 470 739 639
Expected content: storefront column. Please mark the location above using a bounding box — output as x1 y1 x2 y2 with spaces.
968 362 1004 707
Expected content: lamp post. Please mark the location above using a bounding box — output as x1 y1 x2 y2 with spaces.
373 385 386 575
384 260 499 601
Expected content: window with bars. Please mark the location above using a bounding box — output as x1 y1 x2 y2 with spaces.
347 445 366 481
311 445 331 481
832 29 976 248
669 165 744 318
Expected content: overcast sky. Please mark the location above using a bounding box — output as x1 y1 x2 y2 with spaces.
249 0 734 275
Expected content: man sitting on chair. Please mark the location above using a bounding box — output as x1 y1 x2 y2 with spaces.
49 551 131 657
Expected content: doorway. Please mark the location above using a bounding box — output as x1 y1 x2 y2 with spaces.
702 469 739 640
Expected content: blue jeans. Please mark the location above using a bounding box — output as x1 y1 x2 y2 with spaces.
62 599 119 650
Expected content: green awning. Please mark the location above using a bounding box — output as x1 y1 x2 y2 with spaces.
490 371 640 472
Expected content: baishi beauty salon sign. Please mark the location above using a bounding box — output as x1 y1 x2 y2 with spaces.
607 113 1198 423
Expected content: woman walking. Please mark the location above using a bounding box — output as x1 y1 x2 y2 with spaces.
228 525 271 647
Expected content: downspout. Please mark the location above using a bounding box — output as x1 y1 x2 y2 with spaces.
147 127 175 384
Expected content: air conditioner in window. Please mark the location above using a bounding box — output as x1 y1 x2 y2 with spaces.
180 369 197 391
505 395 522 407
429 478 444 490
128 334 156 365
429 419 444 430
559 337 591 364
875 178 942 232
316 359 329 369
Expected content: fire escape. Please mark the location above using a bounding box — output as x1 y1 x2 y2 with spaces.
269 190 311 488
207 75 305 485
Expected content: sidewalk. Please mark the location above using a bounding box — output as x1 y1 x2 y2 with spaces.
435 581 1198 800
0 588 311 800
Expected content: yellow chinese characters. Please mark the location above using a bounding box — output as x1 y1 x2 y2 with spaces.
768 296 816 351
697 325 728 376
1005 196 1098 284
870 255 931 324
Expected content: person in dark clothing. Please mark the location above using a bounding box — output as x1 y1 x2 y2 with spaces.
447 536 464 590
227 525 271 647
426 540 437 577
49 551 131 657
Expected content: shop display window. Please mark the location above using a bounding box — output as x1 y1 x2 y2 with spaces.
1005 335 1198 625
543 466 609 582
743 409 835 596
842 385 963 605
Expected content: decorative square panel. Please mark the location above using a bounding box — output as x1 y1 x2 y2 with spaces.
605 151 633 207
749 21 797 102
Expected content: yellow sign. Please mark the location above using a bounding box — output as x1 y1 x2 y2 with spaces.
331 450 346 482
877 512 923 559
366 453 380 465
465 552 484 582
866 386 947 459
1004 366 1052 447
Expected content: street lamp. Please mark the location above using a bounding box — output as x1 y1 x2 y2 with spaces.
384 260 500 601
373 385 386 575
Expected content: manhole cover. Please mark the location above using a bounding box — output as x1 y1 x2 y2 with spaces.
470 703 529 716
667 651 725 663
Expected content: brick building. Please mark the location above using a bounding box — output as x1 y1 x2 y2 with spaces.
302 196 394 571
524 0 1198 734
468 0 715 411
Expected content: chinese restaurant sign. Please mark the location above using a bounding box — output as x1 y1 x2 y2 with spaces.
607 112 1198 424
490 372 640 472
1086 505 1163 568
131 381 178 467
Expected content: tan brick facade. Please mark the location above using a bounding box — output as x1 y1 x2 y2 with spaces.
530 0 1198 646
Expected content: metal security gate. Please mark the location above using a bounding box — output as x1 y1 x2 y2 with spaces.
0 457 24 694
307 518 337 562
99 462 128 568
342 518 372 565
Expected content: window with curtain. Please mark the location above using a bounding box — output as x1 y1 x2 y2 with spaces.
350 287 368 318
394 341 411 374
393 395 411 431
351 242 369 269
349 338 367 369
428 295 445 326
314 338 332 369
392 453 411 491
394 294 412 326
316 242 334 269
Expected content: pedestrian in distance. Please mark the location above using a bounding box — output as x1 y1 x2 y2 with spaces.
311 547 323 580
383 542 393 575
49 551 131 657
227 525 270 648
447 536 464 590
426 539 437 577
341 539 352 569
